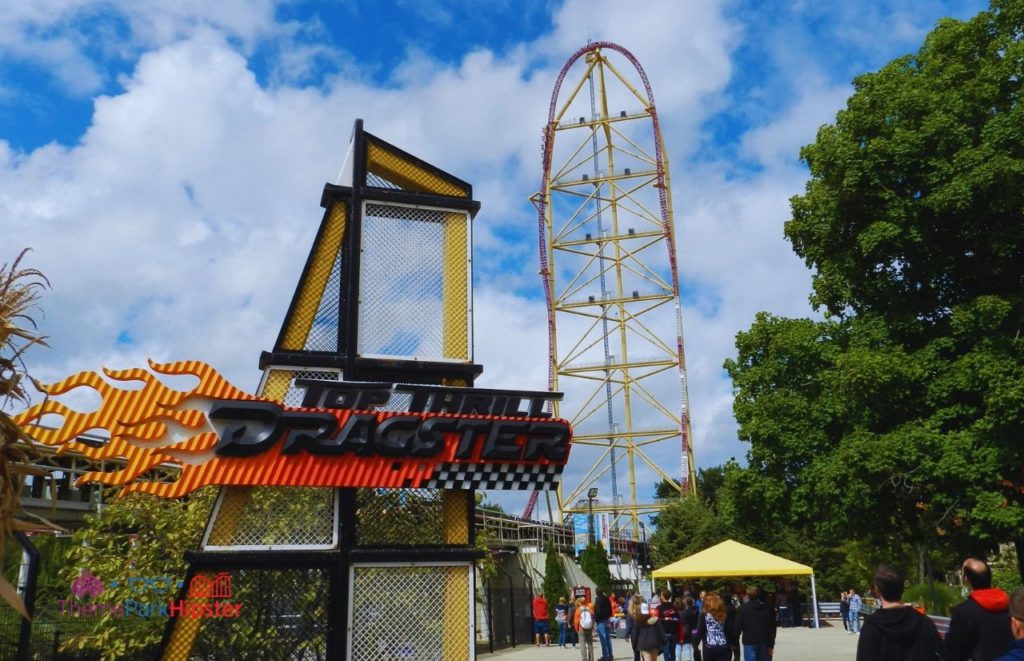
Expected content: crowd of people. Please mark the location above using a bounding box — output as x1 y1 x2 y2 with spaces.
528 556 1024 660
849 559 1024 661
531 583 778 661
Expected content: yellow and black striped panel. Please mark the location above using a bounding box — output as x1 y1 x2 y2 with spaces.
279 203 347 351
366 141 469 198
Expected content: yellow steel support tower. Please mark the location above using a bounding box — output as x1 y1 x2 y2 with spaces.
533 42 696 542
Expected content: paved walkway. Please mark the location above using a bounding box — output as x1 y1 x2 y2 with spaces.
479 622 858 660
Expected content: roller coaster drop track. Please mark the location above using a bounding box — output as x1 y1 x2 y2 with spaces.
531 41 696 540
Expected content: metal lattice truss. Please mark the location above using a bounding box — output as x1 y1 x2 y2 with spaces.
534 42 696 540
349 563 473 661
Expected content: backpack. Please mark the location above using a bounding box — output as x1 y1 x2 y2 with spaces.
580 608 594 629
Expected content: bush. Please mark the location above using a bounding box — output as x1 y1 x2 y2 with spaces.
902 582 962 616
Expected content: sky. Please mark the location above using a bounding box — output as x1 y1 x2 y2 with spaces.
1 0 991 516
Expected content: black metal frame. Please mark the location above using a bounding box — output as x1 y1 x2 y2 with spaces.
268 119 481 381
165 120 486 660
158 487 482 659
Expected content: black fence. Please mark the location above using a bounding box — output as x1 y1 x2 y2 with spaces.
484 579 533 651
0 605 158 660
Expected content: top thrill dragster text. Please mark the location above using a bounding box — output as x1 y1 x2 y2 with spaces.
14 361 574 497
212 382 570 463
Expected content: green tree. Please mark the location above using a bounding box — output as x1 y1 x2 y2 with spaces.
725 0 1024 584
782 0 1024 581
654 478 680 500
696 466 727 511
542 540 567 630
648 495 725 568
579 542 612 596
59 488 215 659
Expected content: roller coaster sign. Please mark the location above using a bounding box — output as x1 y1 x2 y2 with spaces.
15 360 573 498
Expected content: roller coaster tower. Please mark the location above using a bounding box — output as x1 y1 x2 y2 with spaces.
532 41 696 541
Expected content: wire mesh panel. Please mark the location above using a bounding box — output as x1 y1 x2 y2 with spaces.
204 487 338 550
358 203 470 361
303 250 342 352
282 370 342 408
356 489 445 546
279 203 346 353
163 567 331 661
349 563 472 661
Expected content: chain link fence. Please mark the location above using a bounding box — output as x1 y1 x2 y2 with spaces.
349 563 471 661
356 489 444 547
162 567 331 661
0 604 160 660
204 487 337 549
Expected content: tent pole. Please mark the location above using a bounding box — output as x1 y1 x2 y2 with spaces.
810 573 820 629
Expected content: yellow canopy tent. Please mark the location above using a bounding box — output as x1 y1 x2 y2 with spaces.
652 539 821 628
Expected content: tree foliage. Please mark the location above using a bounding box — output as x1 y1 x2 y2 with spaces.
542 540 567 629
579 542 612 596
58 488 216 659
649 495 725 568
719 0 1024 589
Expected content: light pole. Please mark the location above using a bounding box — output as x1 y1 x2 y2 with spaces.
587 488 598 546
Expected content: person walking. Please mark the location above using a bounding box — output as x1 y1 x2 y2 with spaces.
533 592 551 647
724 592 740 661
995 587 1024 661
628 595 645 661
947 558 1013 661
679 596 698 661
632 602 667 661
695 593 732 661
567 595 579 648
848 588 863 634
595 587 614 661
840 590 850 631
576 598 597 661
856 565 943 661
556 596 571 648
735 586 776 661
658 590 681 661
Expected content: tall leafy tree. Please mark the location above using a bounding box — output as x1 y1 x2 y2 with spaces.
649 495 725 568
579 542 612 596
542 540 567 630
727 0 1024 583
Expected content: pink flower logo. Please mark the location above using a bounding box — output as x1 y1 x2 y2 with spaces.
70 570 104 599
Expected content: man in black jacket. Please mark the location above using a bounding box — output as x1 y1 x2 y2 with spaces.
856 565 943 661
946 558 1013 661
657 591 681 661
735 586 776 661
594 588 613 661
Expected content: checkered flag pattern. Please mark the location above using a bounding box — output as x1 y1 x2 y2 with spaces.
424 463 563 490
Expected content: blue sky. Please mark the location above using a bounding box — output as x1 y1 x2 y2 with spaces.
1 0 990 513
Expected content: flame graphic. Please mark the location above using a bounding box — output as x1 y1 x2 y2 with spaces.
14 360 253 496
15 360 571 498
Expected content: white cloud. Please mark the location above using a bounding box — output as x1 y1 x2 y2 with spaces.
9 0 969 520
